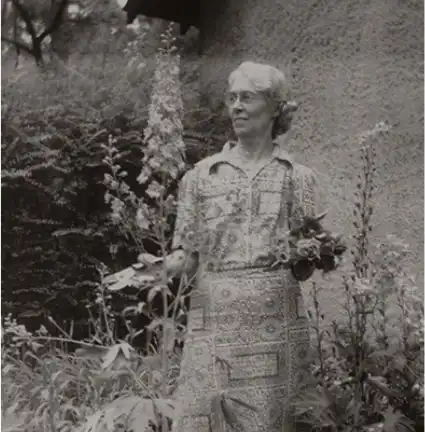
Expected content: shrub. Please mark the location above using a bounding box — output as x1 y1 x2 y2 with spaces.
1 20 159 337
1 21 222 336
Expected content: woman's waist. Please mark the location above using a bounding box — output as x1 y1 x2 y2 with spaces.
200 256 269 271
198 258 294 280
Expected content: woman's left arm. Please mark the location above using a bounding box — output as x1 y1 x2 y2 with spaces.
301 168 324 218
311 170 324 216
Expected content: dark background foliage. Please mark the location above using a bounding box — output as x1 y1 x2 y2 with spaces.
0 0 226 344
1 98 225 340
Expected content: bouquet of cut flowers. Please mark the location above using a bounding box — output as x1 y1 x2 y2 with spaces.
267 211 347 281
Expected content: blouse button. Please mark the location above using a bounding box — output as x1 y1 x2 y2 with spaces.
265 297 275 307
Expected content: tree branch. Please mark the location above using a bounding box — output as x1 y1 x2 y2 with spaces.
13 1 20 57
1 35 34 55
10 0 37 42
1 0 9 27
37 0 69 43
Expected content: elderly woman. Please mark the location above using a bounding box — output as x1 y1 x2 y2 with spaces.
163 61 321 431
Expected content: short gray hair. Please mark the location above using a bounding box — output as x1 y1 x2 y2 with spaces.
228 61 298 138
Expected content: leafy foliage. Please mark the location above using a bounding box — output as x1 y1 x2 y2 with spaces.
1 314 181 431
1 19 156 338
1 13 222 341
2 24 191 431
290 124 424 431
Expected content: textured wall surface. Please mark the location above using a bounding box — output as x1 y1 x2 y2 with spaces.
185 0 423 318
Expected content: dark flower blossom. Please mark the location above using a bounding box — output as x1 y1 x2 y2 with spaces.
267 210 347 281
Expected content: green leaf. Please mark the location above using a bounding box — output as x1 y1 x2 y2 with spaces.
107 265 157 291
391 354 407 373
77 409 104 432
383 408 415 432
101 345 120 370
146 318 163 332
366 376 404 399
2 411 29 432
152 398 176 419
2 363 15 375
78 396 159 432
147 284 165 304
119 341 134 360
290 385 337 428
103 267 136 291
137 253 164 265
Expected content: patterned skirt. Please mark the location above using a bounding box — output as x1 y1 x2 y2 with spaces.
172 267 311 432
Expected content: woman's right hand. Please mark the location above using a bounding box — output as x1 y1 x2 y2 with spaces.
133 254 165 283
163 249 198 279
137 249 197 280
103 250 198 292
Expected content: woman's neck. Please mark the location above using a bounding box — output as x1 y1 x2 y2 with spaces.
236 134 275 163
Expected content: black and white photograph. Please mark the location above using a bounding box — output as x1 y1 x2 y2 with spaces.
1 0 424 431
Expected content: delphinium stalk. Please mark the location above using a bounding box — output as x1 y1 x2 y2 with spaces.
103 22 187 430
349 121 390 428
137 23 186 431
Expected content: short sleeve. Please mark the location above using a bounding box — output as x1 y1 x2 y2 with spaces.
302 168 323 217
172 167 201 253
311 170 324 216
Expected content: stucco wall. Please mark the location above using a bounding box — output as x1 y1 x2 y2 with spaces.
186 0 423 319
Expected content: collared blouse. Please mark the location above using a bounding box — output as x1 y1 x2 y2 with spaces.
172 141 320 271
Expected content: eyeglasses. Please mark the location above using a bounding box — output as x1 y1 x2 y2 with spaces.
225 91 264 106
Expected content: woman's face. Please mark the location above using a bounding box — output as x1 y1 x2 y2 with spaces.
226 74 277 139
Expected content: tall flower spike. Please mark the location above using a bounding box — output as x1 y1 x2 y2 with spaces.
352 121 391 279
139 23 186 188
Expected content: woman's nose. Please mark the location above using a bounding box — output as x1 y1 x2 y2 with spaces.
231 97 243 111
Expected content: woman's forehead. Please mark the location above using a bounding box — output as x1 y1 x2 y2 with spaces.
228 74 261 93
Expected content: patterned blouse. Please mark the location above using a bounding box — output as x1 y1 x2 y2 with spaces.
172 141 320 272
